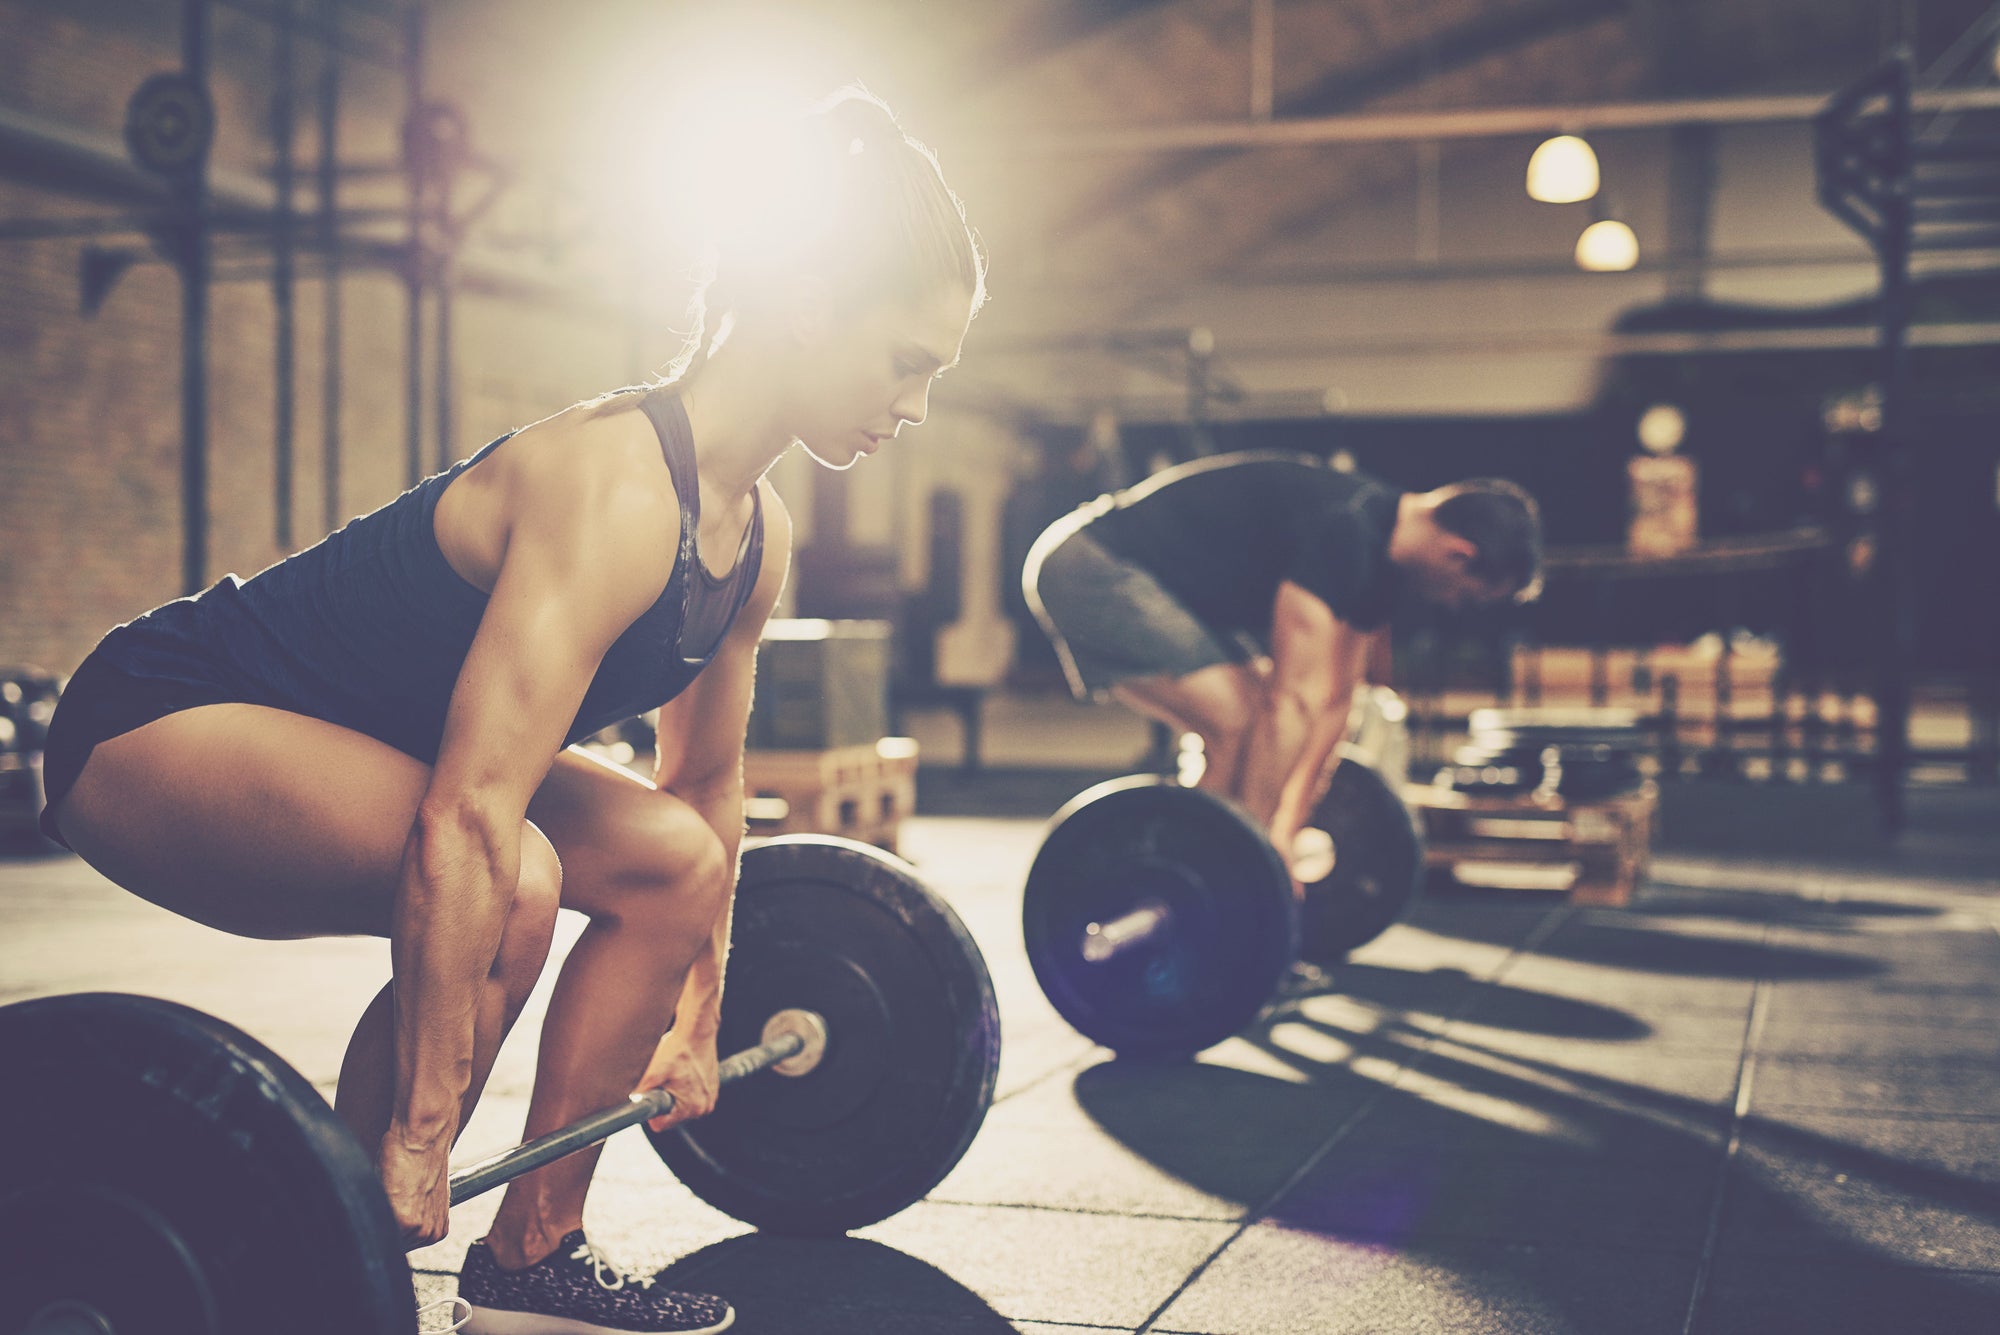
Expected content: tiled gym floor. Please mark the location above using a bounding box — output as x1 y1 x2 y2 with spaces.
4 809 1999 1333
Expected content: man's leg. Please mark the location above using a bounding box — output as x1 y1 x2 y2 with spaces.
1111 663 1264 798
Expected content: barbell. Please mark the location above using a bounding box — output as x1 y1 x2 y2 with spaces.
0 835 1000 1335
1023 746 1422 1058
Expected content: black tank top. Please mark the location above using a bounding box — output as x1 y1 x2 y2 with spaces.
93 389 764 765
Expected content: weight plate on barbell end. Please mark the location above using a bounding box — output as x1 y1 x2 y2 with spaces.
124 73 215 176
1022 777 1299 1059
0 993 410 1335
1296 750 1424 963
648 836 1000 1235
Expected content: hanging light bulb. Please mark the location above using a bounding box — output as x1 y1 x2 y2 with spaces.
1526 134 1599 203
1576 218 1639 271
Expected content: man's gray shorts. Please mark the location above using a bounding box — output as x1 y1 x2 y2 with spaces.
1022 509 1243 700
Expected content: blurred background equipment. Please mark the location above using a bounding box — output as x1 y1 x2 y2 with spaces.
2 0 1996 853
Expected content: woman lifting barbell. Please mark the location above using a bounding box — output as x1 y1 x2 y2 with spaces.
38 87 985 1335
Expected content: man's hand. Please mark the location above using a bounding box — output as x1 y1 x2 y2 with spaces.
636 1023 722 1133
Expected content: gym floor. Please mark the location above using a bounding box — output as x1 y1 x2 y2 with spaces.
5 752 1999 1335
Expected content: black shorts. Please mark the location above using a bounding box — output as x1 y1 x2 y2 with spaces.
38 630 259 849
1022 510 1248 700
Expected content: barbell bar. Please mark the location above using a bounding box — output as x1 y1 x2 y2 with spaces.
446 1008 827 1206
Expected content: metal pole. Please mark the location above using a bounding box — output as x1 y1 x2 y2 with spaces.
435 246 454 471
179 0 213 597
1874 52 1917 835
402 0 426 488
317 0 342 532
272 0 296 549
446 1018 818 1205
1248 0 1274 122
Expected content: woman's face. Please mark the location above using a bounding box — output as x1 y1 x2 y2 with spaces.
785 282 975 470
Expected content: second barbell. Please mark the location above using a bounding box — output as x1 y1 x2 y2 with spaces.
1022 751 1422 1059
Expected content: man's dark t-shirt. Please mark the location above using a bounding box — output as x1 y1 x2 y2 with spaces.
1085 452 1402 647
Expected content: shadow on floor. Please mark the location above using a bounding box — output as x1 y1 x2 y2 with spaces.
1318 962 1654 1040
654 1234 1017 1334
1071 985 2000 1333
1626 886 1945 928
1411 888 1889 981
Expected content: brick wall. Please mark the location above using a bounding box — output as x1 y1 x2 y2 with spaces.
0 0 636 672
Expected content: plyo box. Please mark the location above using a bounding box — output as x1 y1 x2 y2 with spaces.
747 619 892 752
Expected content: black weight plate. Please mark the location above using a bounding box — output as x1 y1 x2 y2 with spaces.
1023 777 1298 1059
124 73 215 175
0 993 410 1335
649 836 1000 1235
1298 752 1423 962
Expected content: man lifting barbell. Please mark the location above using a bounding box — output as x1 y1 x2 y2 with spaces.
1023 455 1543 870
1015 457 1540 1059
34 88 984 1335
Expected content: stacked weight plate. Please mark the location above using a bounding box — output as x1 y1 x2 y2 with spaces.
1441 708 1647 802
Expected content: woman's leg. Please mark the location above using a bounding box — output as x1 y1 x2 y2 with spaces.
480 747 732 1269
53 703 562 1150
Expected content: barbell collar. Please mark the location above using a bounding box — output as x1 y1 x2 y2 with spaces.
447 1020 814 1205
1080 898 1173 963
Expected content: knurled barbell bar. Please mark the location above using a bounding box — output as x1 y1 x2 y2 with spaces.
1023 746 1422 1059
0 835 1001 1335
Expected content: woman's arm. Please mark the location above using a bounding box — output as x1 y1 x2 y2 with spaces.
649 484 794 1050
385 420 678 1207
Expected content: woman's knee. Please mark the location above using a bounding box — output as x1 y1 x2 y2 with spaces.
592 795 731 930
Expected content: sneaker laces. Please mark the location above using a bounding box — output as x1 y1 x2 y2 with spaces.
418 1297 471 1333
570 1238 658 1292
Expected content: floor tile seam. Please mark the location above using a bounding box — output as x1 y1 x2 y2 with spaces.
1449 1040 1754 1057
1251 1219 1712 1256
1679 950 1771 1335
911 1197 1246 1225
1737 1106 2000 1125
1753 1051 2000 1067
1702 1255 2000 1279
1414 1031 1739 1138
1126 901 1579 1335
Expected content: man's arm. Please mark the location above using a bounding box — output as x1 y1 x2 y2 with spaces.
1235 580 1370 849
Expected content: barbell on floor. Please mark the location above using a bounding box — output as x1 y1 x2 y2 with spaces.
1023 746 1423 1058
0 835 1001 1335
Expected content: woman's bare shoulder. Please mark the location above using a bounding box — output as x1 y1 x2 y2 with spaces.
497 400 678 513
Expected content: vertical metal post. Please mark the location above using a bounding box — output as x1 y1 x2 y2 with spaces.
317 0 342 532
1664 124 1717 301
1248 0 1274 121
1415 139 1442 264
272 0 296 549
403 0 428 487
179 0 212 596
435 244 454 470
1874 52 1916 834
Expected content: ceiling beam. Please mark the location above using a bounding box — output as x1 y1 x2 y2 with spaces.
971 85 2000 155
1280 0 1627 118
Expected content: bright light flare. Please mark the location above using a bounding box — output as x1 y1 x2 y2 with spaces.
1526 134 1600 203
1575 218 1640 272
